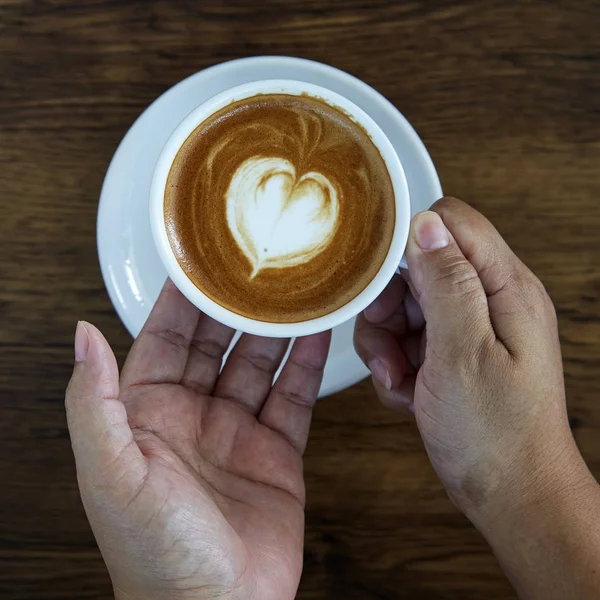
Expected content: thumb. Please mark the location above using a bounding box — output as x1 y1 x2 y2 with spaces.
65 322 145 492
406 211 494 354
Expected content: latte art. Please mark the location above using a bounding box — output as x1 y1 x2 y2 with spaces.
226 157 340 278
165 93 395 323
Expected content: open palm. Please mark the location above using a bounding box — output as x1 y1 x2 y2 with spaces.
66 280 331 600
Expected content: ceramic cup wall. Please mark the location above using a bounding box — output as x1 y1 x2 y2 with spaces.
150 79 410 337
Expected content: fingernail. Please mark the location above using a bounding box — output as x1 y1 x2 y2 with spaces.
74 321 90 362
368 359 392 391
413 212 449 251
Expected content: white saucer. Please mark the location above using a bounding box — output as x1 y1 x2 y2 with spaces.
97 57 442 397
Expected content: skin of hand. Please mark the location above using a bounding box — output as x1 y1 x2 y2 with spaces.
355 197 600 598
65 280 331 600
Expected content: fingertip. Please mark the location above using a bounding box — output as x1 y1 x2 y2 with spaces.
67 324 144 484
68 321 120 402
372 376 416 415
74 321 90 362
83 321 117 362
301 329 331 344
368 359 391 391
355 327 409 390
410 211 450 252
319 329 333 354
314 328 333 344
363 299 384 323
163 277 178 291
294 330 332 367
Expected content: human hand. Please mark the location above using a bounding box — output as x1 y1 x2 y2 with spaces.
66 280 331 600
354 197 588 525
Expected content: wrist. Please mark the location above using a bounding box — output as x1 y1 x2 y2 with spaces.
463 432 600 599
467 430 595 538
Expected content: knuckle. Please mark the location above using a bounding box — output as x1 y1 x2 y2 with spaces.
546 297 558 324
240 351 276 374
432 322 494 376
64 382 74 409
289 355 324 374
352 320 377 363
276 387 314 409
430 255 481 300
190 337 227 361
352 338 369 367
146 327 188 350
527 271 548 299
529 276 557 320
462 332 496 375
518 270 556 323
540 289 558 325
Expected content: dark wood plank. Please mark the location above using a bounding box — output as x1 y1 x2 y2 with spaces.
1 0 598 598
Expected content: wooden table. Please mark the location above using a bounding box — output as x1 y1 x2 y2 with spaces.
1 1 599 598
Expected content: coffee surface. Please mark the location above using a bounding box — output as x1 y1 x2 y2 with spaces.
165 93 395 322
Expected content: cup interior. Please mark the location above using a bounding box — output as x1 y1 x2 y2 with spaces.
150 79 411 337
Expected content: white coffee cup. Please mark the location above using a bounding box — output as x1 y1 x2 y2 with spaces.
150 79 410 338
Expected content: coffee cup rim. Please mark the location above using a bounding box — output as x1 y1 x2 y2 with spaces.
150 79 411 337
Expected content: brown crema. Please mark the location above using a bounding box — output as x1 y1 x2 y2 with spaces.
165 93 395 323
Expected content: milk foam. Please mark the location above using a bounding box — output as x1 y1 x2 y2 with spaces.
226 156 339 278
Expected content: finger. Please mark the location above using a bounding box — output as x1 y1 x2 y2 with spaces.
121 279 199 388
372 374 416 415
400 271 426 332
66 322 146 493
363 275 406 324
354 314 410 389
180 313 236 394
363 274 423 334
214 334 290 414
406 210 496 357
355 298 420 412
259 331 331 454
400 331 425 371
355 272 424 389
404 288 425 331
432 197 555 354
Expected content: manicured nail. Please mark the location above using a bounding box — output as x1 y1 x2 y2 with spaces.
413 211 449 251
74 321 90 362
368 359 392 391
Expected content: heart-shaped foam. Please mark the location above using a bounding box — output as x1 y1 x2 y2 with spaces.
226 156 340 278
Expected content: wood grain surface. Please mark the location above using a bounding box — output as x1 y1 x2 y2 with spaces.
1 1 599 598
